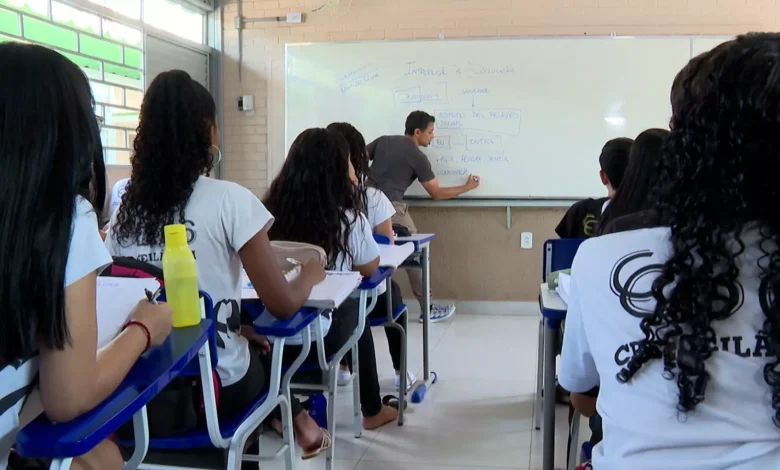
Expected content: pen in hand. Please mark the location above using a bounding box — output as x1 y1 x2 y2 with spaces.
145 288 161 305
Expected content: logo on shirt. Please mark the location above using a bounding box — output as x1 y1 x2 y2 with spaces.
582 214 598 237
610 250 755 366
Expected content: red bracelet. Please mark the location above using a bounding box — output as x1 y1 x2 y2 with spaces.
123 320 151 352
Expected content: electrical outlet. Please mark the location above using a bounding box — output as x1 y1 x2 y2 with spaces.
521 232 533 249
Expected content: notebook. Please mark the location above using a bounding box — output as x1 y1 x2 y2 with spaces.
556 272 571 307
96 277 162 348
378 243 415 268
242 269 362 309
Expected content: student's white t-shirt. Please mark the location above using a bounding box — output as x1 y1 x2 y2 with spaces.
279 211 380 346
364 187 395 232
560 226 780 470
1 197 111 467
109 178 130 216
105 177 273 387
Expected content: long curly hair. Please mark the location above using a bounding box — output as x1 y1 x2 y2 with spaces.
617 33 780 426
597 128 669 233
326 122 374 214
263 128 364 269
113 70 216 247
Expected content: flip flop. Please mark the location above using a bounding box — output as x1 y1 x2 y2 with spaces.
382 394 408 411
301 428 332 460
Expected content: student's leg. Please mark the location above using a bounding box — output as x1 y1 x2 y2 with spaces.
328 300 397 429
71 440 124 470
368 281 407 373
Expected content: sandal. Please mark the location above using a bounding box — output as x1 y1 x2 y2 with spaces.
301 428 332 460
382 394 408 411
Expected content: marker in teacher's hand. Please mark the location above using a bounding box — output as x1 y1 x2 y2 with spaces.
472 176 480 183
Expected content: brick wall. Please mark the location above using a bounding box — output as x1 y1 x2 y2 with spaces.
218 0 779 301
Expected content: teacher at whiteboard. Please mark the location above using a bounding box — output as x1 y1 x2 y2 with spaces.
367 110 480 323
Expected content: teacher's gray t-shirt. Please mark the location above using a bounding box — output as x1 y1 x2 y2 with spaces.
367 135 435 202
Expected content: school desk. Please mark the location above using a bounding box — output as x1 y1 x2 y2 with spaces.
539 283 568 470
395 233 438 404
16 320 214 467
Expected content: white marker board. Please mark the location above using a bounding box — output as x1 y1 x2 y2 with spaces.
285 36 731 199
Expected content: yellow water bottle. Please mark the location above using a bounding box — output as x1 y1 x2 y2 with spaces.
162 224 200 327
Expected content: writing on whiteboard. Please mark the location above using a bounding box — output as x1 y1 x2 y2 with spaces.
339 64 380 93
394 83 449 104
435 109 522 135
403 62 516 78
405 62 447 77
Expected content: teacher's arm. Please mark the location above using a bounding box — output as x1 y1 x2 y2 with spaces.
421 175 480 200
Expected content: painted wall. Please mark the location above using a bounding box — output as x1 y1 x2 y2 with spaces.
214 0 777 301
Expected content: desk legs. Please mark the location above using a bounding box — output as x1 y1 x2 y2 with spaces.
422 243 431 382
542 320 559 470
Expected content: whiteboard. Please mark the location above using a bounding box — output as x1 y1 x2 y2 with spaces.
285 37 730 199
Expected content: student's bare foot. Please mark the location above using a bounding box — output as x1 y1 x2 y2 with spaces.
362 405 398 430
273 414 329 456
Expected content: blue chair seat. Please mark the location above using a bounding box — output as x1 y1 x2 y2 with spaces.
369 303 407 327
120 389 271 450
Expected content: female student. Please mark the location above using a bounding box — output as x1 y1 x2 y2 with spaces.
594 128 669 236
560 33 780 469
105 70 332 458
326 122 413 391
0 43 172 469
263 127 399 430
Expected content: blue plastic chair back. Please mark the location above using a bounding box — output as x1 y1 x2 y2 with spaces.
542 238 585 281
159 290 219 376
373 234 391 245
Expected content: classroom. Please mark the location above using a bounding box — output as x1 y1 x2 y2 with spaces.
1 0 780 470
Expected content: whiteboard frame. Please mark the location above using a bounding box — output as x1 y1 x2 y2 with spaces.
278 35 733 205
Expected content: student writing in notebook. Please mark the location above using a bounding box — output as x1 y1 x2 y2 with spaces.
555 138 632 239
105 70 332 459
327 122 414 391
264 127 400 430
0 43 173 470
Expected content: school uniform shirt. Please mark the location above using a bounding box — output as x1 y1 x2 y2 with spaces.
105 176 273 387
279 210 380 346
1 197 111 467
367 136 436 203
364 187 395 296
555 197 608 239
364 187 396 231
559 226 780 470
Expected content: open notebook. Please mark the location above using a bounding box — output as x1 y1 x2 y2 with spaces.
242 269 362 310
378 243 415 268
96 277 162 349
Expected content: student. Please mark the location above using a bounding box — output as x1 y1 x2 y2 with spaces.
368 111 481 323
105 70 332 458
555 138 632 239
560 33 780 469
0 43 173 470
595 129 669 235
264 127 400 430
327 122 413 391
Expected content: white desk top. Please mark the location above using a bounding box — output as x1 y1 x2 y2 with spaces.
539 284 567 312
379 243 415 268
396 233 435 243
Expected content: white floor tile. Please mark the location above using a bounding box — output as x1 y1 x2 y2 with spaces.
236 313 580 470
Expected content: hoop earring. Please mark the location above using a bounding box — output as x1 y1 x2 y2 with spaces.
211 145 222 167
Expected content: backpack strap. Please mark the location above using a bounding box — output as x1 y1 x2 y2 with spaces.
101 256 164 285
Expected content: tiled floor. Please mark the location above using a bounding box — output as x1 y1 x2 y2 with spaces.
256 313 583 470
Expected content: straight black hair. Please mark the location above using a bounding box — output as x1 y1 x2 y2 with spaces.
0 43 106 366
598 129 669 233
404 111 435 136
599 137 633 189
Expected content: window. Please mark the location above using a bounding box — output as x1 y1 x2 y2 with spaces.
84 0 140 20
0 0 143 165
144 0 203 44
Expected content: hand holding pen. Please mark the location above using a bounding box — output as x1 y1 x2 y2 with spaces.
128 289 172 348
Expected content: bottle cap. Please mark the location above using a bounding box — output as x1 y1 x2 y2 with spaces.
164 224 188 247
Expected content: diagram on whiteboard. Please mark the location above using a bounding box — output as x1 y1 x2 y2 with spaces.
285 38 700 199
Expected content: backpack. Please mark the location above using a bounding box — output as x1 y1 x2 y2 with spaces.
100 257 219 438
